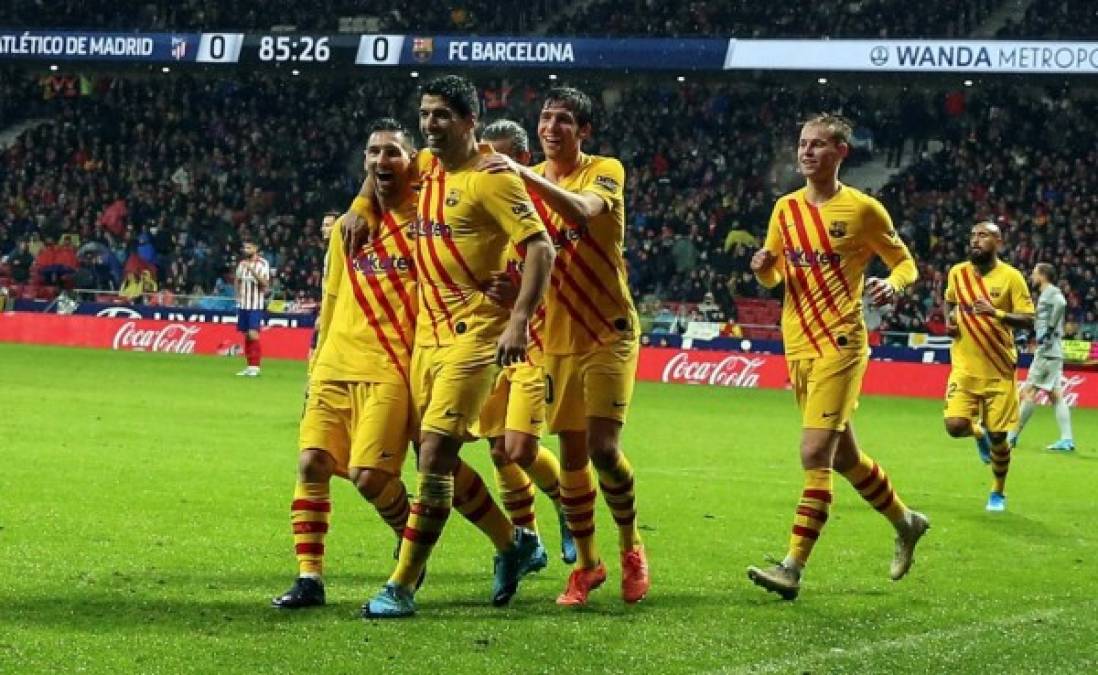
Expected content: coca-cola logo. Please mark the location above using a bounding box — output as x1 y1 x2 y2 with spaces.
112 321 200 354
661 352 764 388
1032 374 1087 408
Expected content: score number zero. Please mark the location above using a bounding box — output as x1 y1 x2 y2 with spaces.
355 35 405 65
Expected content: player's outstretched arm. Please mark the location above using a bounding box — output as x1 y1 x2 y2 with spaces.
497 232 555 366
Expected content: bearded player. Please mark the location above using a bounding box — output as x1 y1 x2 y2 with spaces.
273 119 420 609
747 113 930 600
362 75 555 618
234 238 270 377
943 222 1035 512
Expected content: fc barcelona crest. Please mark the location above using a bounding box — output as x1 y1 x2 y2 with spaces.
828 221 848 238
445 188 461 207
412 37 434 63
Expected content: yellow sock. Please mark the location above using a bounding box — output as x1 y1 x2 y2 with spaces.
291 481 330 577
495 462 538 533
560 464 600 569
595 451 641 551
841 451 908 525
453 460 514 551
786 468 833 568
990 439 1011 493
523 445 563 508
369 476 410 538
390 472 451 590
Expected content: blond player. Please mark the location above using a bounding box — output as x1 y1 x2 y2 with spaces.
943 221 1035 512
747 113 930 600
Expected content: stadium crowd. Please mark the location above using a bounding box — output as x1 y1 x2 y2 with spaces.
1 69 1096 340
0 0 563 34
3 0 1046 37
547 0 997 38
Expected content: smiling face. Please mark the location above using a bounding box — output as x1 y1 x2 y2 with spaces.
797 122 848 181
365 130 415 200
538 101 589 161
419 94 474 157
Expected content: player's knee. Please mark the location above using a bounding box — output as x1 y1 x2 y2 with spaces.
298 448 334 482
944 418 971 438
489 439 509 468
505 434 539 468
351 468 392 501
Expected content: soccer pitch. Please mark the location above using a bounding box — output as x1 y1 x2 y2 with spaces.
2 344 1095 674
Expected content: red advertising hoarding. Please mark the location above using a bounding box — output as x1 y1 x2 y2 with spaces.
2 314 1095 407
636 346 1098 408
0 312 311 359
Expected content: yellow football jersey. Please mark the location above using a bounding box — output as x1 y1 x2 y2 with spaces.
415 152 546 347
310 200 418 385
532 154 639 355
945 260 1033 379
758 184 917 360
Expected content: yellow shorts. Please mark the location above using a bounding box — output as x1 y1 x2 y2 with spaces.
412 340 499 439
545 339 639 434
944 370 1020 433
475 362 546 440
298 380 411 476
787 350 868 431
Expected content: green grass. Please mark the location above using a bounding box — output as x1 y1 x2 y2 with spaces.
1 344 1096 674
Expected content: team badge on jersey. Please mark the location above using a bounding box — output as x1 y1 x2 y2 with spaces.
990 286 1002 298
512 201 534 217
828 221 848 238
445 188 461 207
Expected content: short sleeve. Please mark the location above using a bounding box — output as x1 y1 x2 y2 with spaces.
863 197 912 270
582 157 625 213
476 171 546 245
944 266 959 304
1010 270 1035 314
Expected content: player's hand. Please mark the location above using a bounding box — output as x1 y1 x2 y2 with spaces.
483 272 518 308
971 298 996 317
865 277 896 307
750 248 775 273
496 316 529 366
477 152 518 175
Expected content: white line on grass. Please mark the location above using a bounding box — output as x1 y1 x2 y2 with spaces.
711 607 1066 675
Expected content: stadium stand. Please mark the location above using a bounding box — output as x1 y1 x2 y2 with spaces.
0 0 562 33
547 0 998 38
1 67 1096 341
997 1 1098 39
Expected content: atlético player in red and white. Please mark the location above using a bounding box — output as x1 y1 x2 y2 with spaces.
235 237 270 377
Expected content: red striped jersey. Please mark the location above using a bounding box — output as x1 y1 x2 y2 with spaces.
531 154 639 355
945 260 1033 379
310 202 418 385
759 185 916 360
414 153 545 347
235 256 270 310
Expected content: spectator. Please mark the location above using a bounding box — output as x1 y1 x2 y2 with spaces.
8 240 34 283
